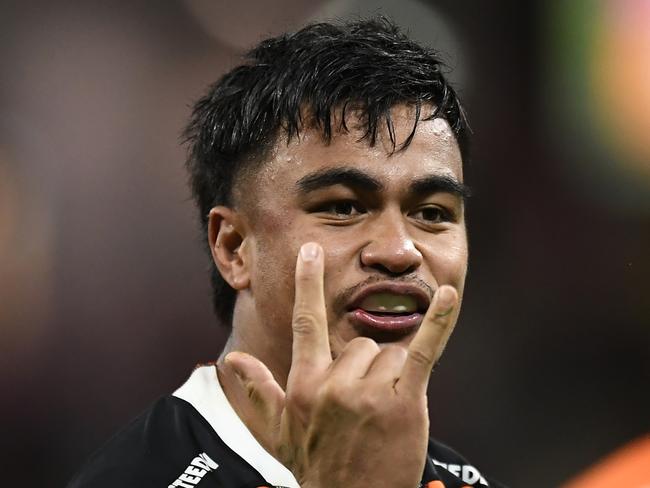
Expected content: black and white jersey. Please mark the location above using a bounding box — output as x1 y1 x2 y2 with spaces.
67 365 505 488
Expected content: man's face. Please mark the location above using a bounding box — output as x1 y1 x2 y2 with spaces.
238 105 468 361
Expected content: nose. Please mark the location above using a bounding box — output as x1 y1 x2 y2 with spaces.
360 212 423 275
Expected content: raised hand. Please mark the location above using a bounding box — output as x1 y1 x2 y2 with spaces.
225 242 458 488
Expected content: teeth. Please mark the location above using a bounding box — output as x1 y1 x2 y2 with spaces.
359 293 418 314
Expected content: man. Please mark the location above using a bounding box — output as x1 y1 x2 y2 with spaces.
68 17 505 488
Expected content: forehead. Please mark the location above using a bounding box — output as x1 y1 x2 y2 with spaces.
260 107 463 189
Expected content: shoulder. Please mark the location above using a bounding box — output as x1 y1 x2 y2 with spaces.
67 396 214 487
66 389 267 488
424 438 508 488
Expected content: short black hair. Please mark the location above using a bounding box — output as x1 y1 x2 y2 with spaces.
183 16 470 327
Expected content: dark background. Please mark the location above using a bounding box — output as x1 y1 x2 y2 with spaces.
1 1 648 487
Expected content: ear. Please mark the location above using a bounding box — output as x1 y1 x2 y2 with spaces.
208 206 251 290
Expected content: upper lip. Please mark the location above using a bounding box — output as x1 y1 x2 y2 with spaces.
346 282 432 313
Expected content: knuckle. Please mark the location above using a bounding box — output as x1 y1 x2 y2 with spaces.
244 381 263 405
295 270 317 286
407 347 435 368
317 382 346 406
356 392 381 413
292 311 321 335
381 344 407 358
287 386 312 412
347 336 380 352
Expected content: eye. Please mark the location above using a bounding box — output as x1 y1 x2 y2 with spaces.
410 206 450 224
313 200 365 218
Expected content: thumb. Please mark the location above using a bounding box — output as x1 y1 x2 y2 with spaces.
224 351 285 433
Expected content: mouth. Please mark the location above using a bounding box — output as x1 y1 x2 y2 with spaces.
346 283 431 339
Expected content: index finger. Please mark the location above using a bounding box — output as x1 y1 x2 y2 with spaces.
290 242 331 374
399 285 458 394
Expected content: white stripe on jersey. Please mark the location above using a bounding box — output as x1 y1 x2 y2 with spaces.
173 365 300 488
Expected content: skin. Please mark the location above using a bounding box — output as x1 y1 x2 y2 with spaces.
208 105 468 487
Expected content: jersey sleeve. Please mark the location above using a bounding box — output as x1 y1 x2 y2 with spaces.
66 396 268 488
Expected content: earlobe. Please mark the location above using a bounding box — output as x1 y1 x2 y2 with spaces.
208 206 251 290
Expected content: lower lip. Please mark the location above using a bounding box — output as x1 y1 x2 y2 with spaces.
348 309 423 332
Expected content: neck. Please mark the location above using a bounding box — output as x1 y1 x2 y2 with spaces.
216 305 292 442
217 314 292 389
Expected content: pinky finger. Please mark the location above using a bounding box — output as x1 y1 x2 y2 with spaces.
399 285 458 395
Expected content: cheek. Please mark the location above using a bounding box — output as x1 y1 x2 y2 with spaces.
426 233 468 289
249 213 296 324
251 244 295 331
322 239 356 275
321 243 355 318
254 205 291 236
250 212 326 325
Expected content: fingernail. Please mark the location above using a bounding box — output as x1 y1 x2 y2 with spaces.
300 242 320 261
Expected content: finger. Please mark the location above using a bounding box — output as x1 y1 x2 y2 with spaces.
328 337 381 381
290 242 330 374
399 285 458 395
225 351 285 427
364 345 408 383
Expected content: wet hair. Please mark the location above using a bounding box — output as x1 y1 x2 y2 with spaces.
183 16 470 327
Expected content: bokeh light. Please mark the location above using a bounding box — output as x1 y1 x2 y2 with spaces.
547 0 650 210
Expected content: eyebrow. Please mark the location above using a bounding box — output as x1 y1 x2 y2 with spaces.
296 167 384 194
409 175 472 200
295 166 471 200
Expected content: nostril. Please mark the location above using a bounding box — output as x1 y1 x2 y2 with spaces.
362 261 419 277
360 241 423 275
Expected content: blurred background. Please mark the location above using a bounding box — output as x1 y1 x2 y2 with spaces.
1 0 648 486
